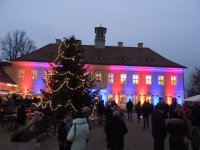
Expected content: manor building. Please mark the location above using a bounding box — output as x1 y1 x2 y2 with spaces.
0 27 186 108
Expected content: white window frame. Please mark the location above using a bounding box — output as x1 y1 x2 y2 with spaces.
146 75 152 85
158 76 164 85
120 74 127 84
108 74 114 83
108 94 113 101
133 75 139 84
146 96 152 103
18 69 25 79
32 70 38 80
171 76 177 86
133 95 139 105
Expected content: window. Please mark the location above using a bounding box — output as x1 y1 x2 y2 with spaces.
18 69 25 79
171 76 177 85
146 75 152 85
108 74 114 83
133 96 139 105
120 95 126 105
146 96 152 103
32 70 38 80
44 71 50 80
95 73 101 82
108 95 113 101
120 74 127 84
158 76 164 85
133 75 139 84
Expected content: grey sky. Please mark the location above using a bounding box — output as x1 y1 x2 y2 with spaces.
0 0 200 80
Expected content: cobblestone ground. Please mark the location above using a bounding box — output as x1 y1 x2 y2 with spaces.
0 113 192 150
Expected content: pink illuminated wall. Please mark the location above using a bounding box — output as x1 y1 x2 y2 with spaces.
12 61 50 94
12 61 185 108
90 65 185 107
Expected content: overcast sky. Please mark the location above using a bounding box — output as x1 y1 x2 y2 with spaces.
0 0 200 81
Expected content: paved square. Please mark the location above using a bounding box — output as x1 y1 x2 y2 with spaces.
0 114 192 150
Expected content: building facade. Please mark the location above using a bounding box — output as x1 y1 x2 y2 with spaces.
0 27 186 108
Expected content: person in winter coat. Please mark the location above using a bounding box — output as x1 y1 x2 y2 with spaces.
97 100 105 125
142 101 151 129
135 101 142 123
167 111 189 150
26 111 44 133
126 99 133 121
107 111 128 150
189 127 200 150
104 104 113 145
151 105 167 150
17 105 26 125
57 111 73 150
191 104 200 128
67 111 89 150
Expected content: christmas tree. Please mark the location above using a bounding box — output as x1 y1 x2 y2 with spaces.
45 36 95 110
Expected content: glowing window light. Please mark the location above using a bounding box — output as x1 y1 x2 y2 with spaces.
146 96 152 103
32 70 38 80
133 75 139 84
146 75 152 85
44 71 50 80
108 74 114 83
158 76 164 85
108 94 113 101
18 69 25 79
133 95 139 105
120 95 126 106
120 74 127 84
95 73 101 82
171 76 177 86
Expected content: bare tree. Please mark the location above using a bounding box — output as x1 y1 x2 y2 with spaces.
187 67 200 97
0 30 36 60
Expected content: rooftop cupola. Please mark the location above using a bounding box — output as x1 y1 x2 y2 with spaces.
95 26 107 48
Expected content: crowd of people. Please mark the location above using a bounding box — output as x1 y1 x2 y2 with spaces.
1 94 200 150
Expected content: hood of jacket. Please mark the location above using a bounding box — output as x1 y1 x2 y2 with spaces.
73 118 87 125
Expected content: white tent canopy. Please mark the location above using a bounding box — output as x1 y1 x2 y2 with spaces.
184 94 200 102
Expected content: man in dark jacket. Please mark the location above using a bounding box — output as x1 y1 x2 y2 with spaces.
126 99 133 121
97 100 105 125
57 111 73 150
152 105 167 150
107 111 128 150
135 101 142 123
142 101 151 129
105 104 113 146
167 111 189 150
17 105 26 125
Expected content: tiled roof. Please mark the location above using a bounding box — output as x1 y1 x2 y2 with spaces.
12 44 186 68
0 67 15 84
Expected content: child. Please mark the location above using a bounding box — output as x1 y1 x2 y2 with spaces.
190 127 200 150
57 111 73 150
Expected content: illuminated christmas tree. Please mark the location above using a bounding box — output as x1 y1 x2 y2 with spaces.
45 36 94 110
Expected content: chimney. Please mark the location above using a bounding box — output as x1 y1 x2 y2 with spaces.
118 42 123 47
138 43 143 48
56 39 61 45
94 26 107 48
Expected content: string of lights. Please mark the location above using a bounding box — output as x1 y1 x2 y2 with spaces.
32 99 78 112
44 38 94 112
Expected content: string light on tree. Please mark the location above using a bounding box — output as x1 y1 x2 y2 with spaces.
43 36 95 110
